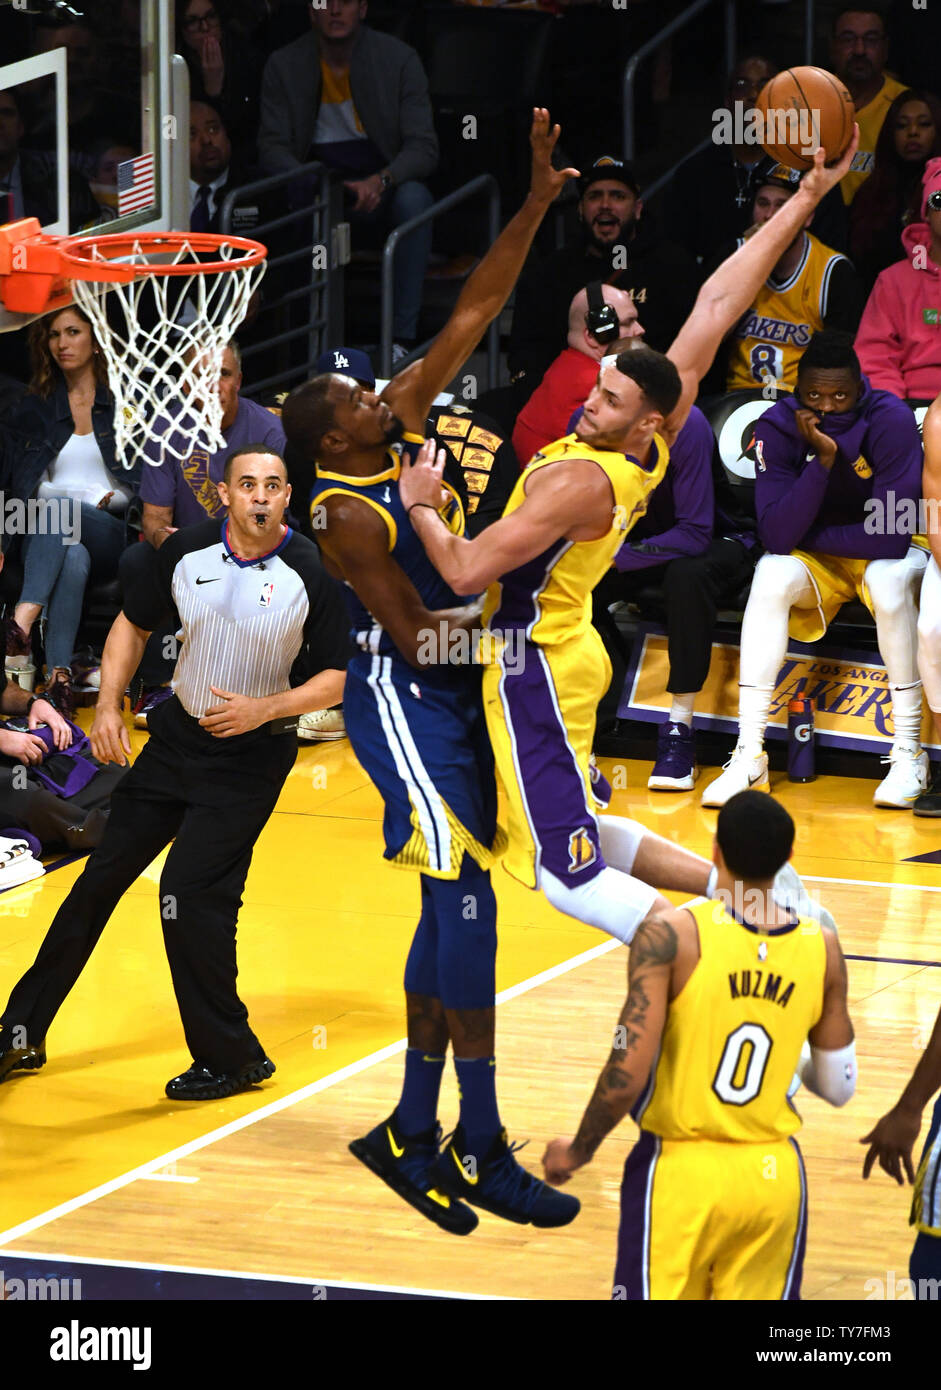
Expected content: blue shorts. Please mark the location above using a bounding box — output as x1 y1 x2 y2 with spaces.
343 651 505 879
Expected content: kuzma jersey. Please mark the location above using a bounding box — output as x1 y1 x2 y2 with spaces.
637 898 828 1142
726 233 850 393
481 431 669 648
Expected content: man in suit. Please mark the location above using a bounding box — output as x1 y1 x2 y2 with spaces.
190 100 260 235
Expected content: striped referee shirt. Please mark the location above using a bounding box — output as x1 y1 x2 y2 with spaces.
123 519 351 720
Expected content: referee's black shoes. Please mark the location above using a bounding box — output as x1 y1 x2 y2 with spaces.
165 1055 275 1101
0 1032 46 1084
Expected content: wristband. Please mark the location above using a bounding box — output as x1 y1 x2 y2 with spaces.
407 502 439 518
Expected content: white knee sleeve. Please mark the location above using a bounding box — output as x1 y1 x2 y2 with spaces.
598 815 647 875
541 865 659 946
866 548 925 686
918 557 941 712
739 554 816 686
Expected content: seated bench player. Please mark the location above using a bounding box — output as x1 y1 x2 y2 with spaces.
702 331 930 810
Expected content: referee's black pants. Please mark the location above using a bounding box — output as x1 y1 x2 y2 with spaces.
593 539 755 724
1 696 297 1075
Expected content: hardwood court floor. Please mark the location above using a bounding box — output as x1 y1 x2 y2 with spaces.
1 713 939 1299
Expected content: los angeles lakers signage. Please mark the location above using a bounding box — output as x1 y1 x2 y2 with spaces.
618 624 939 753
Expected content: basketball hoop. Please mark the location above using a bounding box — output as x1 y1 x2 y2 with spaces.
0 220 267 471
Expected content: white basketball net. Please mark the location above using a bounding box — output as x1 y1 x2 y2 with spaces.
69 236 266 472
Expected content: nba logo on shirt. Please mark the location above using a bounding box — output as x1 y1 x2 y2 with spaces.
754 438 766 472
259 581 274 607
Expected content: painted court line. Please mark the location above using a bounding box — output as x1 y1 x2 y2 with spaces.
0 1249 511 1299
0 936 621 1249
1 871 933 1250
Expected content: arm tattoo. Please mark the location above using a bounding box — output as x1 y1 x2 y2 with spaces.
570 913 677 1163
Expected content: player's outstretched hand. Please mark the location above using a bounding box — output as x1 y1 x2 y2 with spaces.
800 122 859 205
529 108 580 205
542 1137 581 1186
91 705 131 765
860 1103 922 1185
398 438 449 514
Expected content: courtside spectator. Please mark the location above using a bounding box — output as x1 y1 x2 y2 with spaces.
258 0 438 353
718 161 862 395
508 155 699 392
849 89 941 292
664 56 848 266
855 158 941 400
512 283 643 465
831 6 906 207
177 0 264 155
190 100 260 234
0 88 99 233
702 333 930 812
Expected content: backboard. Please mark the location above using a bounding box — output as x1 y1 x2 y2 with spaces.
0 0 188 333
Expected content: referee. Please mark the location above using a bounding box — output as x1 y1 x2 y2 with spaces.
0 445 351 1099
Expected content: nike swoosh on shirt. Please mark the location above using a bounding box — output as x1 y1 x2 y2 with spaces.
195 577 220 585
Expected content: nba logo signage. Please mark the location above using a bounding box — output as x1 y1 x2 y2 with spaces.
259 581 274 607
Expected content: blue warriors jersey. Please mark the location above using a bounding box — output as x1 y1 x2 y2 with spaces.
310 431 470 659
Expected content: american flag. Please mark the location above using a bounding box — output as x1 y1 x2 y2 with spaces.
117 153 156 216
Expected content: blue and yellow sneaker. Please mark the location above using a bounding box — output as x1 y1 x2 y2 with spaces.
432 1125 580 1228
349 1111 479 1236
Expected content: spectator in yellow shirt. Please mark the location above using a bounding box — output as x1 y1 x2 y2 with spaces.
831 7 906 206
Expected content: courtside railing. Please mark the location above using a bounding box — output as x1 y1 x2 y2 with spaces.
381 173 500 384
219 162 346 398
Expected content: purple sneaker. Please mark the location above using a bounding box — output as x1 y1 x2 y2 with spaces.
647 721 697 791
133 685 174 729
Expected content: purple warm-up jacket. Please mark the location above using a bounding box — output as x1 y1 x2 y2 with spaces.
752 376 921 560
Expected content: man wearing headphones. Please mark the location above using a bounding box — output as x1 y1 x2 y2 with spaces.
512 282 643 465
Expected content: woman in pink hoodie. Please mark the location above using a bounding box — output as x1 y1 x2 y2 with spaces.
855 157 941 400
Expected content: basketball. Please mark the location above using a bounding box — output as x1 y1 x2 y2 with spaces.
754 66 855 171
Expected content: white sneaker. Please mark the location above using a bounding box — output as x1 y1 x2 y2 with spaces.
297 707 346 742
874 745 930 808
701 746 769 807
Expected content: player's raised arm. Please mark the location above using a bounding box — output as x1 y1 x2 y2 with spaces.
542 909 682 1186
662 129 860 443
383 110 578 433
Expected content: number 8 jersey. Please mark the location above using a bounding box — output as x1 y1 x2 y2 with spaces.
636 899 827 1142
725 231 851 394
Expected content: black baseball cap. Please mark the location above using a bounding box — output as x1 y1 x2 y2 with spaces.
577 156 640 198
748 156 803 199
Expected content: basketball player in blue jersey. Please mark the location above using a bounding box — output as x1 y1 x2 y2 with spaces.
282 111 590 1235
398 135 859 1018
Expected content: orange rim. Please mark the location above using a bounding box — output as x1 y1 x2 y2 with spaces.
59 229 267 279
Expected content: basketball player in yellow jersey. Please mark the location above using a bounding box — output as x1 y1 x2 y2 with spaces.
542 792 856 1300
400 129 859 951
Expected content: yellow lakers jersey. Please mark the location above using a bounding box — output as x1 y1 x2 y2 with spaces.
840 74 907 206
638 899 828 1142
726 232 849 393
481 432 669 647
